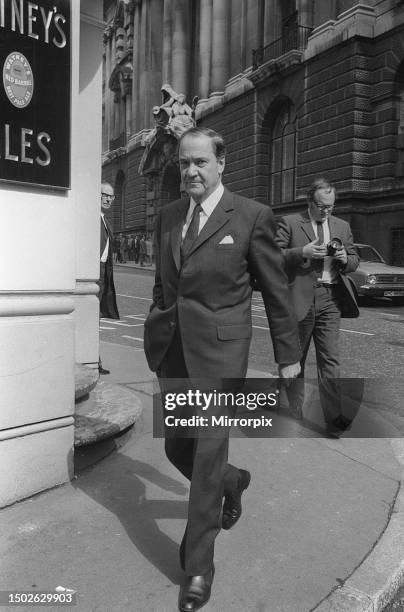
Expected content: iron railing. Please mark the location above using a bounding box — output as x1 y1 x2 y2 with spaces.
252 26 313 70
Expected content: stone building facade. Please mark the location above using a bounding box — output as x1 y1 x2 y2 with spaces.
102 0 404 265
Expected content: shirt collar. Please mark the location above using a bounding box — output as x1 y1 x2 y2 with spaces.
190 182 224 217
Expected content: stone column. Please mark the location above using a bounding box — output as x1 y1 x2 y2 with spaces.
210 0 228 96
198 0 212 99
172 0 189 95
229 0 243 76
138 0 163 128
264 0 282 46
245 0 260 68
149 0 163 113
162 0 173 84
104 30 112 148
138 0 148 127
131 0 141 134
298 0 314 27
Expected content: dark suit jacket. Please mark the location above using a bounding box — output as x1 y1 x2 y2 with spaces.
144 187 301 375
275 211 359 321
100 215 119 319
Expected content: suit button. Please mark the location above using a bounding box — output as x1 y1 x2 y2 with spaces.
169 321 176 328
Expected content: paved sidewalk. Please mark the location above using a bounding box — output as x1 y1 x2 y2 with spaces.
0 342 403 611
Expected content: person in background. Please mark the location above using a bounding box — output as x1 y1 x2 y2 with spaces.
275 177 359 436
99 181 120 375
139 235 147 266
127 234 134 260
134 234 140 263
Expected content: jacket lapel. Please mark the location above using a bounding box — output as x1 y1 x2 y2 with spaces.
104 216 114 239
300 211 316 242
170 199 189 270
185 187 233 258
328 216 338 240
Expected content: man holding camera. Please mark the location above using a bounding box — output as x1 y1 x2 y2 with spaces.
275 177 359 436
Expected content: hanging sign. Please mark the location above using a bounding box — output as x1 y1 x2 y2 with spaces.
0 0 71 188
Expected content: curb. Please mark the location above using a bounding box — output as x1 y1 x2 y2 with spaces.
114 262 155 272
314 439 404 612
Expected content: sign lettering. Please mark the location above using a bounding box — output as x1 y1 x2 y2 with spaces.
0 0 70 188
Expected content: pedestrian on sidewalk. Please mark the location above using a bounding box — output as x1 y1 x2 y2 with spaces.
99 181 120 375
139 235 147 266
134 234 140 263
144 127 301 612
275 177 359 436
121 234 128 263
127 234 134 260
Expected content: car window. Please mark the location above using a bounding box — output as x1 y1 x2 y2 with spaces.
356 246 385 263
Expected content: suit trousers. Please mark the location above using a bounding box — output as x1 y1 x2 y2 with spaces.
287 284 342 425
158 328 241 576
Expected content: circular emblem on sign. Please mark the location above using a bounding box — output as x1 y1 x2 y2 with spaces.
3 52 34 108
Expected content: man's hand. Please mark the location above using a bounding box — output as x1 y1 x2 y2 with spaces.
302 239 327 260
278 362 301 380
333 245 347 265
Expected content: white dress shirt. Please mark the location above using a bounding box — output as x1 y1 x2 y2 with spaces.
309 216 338 284
100 213 109 263
182 183 225 240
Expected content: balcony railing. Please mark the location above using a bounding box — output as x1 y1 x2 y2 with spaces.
252 26 313 70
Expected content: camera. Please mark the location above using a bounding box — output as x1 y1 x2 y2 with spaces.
327 237 343 256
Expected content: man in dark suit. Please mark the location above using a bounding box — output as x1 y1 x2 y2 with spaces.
144 127 301 611
275 177 359 436
99 181 120 374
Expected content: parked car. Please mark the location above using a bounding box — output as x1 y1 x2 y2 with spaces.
347 244 404 303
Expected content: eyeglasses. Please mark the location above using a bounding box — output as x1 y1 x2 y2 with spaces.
316 204 334 210
102 193 115 200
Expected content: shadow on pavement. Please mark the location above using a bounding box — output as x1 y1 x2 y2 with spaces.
72 452 188 585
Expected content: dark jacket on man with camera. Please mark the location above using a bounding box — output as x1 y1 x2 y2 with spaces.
276 210 359 321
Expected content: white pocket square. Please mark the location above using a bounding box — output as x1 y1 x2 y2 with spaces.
218 235 234 245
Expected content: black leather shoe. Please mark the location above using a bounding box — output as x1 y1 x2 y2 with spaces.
222 469 251 530
99 366 110 375
333 415 352 431
178 567 214 611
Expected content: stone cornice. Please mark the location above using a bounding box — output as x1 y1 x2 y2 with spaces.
304 4 376 60
248 50 304 87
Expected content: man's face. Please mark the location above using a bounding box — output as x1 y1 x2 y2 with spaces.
309 187 335 221
179 134 225 203
101 184 115 212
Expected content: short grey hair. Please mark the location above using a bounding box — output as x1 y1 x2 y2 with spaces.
179 127 226 159
307 177 336 203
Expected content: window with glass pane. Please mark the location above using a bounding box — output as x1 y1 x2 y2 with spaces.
270 105 297 205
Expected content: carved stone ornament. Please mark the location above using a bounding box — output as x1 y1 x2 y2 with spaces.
138 84 199 176
154 84 197 139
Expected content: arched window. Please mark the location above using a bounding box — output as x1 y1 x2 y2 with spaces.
394 61 404 178
270 104 297 205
